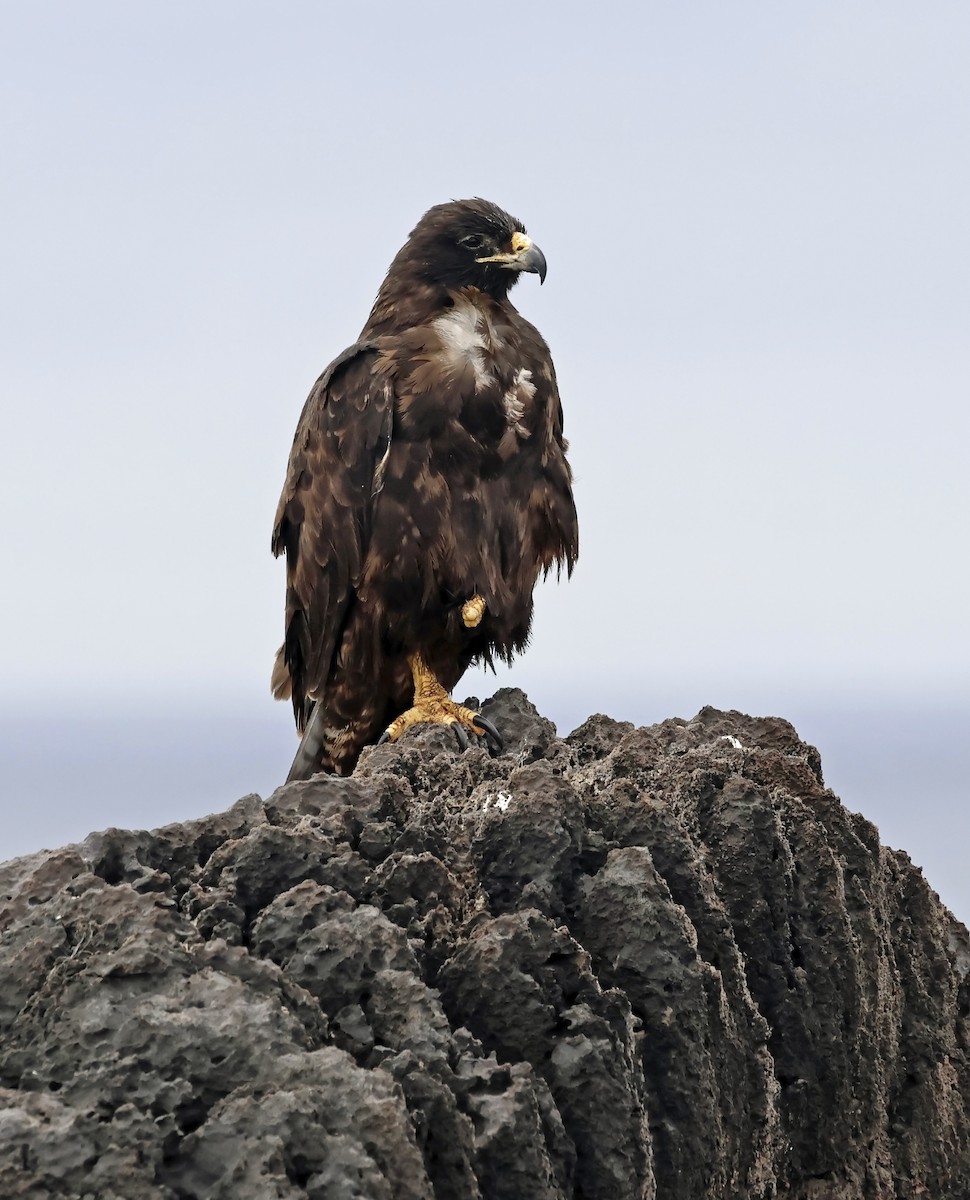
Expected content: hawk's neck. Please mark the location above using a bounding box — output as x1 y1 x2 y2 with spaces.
362 278 512 340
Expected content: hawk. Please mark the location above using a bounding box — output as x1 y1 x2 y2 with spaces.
272 198 578 779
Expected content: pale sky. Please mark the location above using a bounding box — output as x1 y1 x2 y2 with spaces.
2 4 968 913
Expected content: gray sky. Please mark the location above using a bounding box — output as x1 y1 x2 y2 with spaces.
2 4 968 913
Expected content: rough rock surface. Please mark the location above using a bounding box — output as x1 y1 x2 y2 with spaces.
2 691 968 1199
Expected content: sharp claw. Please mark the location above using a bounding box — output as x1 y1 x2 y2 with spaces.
472 715 503 754
377 709 500 756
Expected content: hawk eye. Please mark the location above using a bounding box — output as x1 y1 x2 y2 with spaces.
459 233 486 251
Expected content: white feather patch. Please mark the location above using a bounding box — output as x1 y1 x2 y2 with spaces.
433 302 492 389
503 368 535 437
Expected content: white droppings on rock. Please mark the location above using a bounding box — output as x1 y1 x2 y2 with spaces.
483 791 513 813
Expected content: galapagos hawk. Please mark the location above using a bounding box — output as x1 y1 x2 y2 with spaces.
272 198 578 779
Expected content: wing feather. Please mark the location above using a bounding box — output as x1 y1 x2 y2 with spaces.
272 342 394 728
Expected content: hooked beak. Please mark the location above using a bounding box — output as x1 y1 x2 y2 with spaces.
477 231 548 284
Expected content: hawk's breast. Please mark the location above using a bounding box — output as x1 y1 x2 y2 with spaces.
432 301 494 391
431 299 537 454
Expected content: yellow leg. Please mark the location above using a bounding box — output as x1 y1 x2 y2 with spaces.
378 650 502 752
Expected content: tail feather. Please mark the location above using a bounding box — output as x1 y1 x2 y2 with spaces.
286 701 327 782
271 645 292 701
274 644 325 780
273 645 371 779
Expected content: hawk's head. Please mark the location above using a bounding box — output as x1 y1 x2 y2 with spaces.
391 198 547 299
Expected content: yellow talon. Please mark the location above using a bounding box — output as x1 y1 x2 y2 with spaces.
462 594 486 628
377 651 502 754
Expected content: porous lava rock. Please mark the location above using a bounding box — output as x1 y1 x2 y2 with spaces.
1 692 968 1198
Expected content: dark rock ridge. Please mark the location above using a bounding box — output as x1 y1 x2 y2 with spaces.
2 691 968 1199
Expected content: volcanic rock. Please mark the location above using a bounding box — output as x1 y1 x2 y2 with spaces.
1 692 968 1198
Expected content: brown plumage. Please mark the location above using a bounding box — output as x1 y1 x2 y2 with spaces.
272 198 578 777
